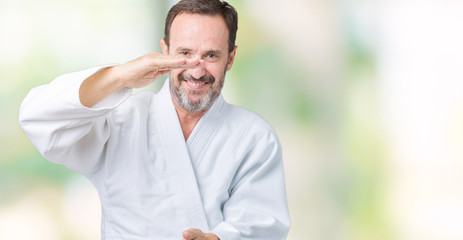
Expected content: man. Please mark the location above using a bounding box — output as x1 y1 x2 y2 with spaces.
19 0 290 239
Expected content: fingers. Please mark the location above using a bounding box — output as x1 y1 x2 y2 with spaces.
146 53 200 71
117 52 200 89
181 228 220 240
182 228 202 240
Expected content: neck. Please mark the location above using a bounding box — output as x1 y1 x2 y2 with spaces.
171 97 208 141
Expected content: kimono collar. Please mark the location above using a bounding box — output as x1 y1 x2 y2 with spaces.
159 78 229 165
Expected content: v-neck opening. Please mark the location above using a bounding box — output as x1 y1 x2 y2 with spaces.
186 95 226 162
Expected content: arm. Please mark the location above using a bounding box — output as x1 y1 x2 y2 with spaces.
19 65 125 174
19 52 200 174
212 126 291 240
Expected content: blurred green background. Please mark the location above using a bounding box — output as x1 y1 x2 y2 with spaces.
1 0 463 239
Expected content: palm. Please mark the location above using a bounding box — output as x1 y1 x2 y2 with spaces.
121 52 198 89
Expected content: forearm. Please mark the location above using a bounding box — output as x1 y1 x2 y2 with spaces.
214 127 290 240
79 66 125 107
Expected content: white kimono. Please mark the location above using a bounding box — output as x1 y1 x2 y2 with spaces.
19 66 290 240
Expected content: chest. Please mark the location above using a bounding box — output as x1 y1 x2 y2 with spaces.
103 111 247 197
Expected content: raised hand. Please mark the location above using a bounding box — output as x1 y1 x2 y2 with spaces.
79 52 200 107
114 52 200 89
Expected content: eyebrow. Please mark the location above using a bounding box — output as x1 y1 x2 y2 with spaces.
176 47 192 52
205 50 222 56
175 47 222 56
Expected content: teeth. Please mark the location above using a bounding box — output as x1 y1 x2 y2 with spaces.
188 81 206 87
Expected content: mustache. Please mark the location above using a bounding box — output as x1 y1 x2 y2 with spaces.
178 72 215 83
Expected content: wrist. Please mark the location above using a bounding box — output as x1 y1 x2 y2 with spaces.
104 65 127 90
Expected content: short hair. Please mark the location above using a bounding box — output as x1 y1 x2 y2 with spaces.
164 0 238 53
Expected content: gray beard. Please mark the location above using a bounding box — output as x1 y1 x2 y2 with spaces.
171 80 215 113
170 63 227 113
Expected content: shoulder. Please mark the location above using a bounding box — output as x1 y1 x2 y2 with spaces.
223 105 283 188
223 104 280 148
226 104 276 132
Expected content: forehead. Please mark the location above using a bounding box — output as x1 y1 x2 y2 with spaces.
169 13 229 51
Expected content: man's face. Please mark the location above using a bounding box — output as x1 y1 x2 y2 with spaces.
161 13 236 113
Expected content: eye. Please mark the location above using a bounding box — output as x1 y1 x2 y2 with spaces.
180 51 190 56
205 53 218 61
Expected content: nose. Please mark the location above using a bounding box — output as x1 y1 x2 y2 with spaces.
187 60 205 79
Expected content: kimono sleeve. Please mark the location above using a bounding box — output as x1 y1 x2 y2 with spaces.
18 65 132 175
212 120 291 240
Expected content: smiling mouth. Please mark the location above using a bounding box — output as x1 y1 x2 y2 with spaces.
184 80 210 90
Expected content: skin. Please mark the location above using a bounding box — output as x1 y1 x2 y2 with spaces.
79 13 237 239
79 53 200 107
182 228 219 240
161 13 236 140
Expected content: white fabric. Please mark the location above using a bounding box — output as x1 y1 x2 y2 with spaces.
19 66 290 240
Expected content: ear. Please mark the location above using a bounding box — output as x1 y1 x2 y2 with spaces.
160 39 169 55
226 46 238 71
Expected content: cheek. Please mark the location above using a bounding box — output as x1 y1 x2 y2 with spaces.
205 63 226 78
